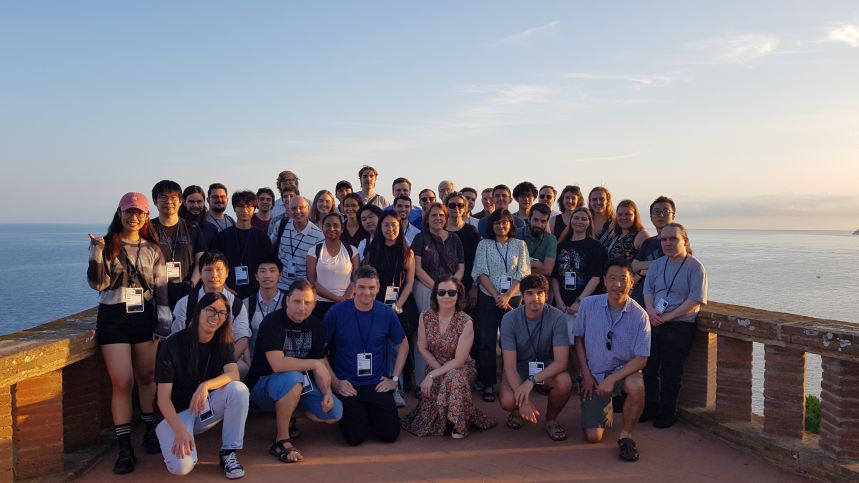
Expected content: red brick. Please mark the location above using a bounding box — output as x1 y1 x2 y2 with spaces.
12 370 64 480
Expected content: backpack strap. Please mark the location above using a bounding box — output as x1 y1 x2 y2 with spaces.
247 295 258 321
273 218 289 254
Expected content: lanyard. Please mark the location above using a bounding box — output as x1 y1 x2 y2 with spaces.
258 292 282 319
157 220 182 262
662 256 688 298
234 228 252 265
494 240 510 269
122 239 142 287
287 227 307 258
521 307 545 361
353 305 375 353
208 213 228 231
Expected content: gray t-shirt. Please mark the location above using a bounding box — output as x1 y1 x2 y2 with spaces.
500 305 570 377
644 255 708 322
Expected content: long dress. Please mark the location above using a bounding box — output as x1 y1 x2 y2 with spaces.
400 310 496 437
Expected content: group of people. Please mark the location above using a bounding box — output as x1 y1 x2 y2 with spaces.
87 166 708 478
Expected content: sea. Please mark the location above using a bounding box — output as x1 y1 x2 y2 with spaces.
1 224 857 413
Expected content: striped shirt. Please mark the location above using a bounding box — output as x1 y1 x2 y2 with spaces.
271 220 324 290
573 294 650 383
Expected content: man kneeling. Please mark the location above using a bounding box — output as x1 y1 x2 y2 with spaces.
574 258 650 462
499 274 573 441
246 280 343 463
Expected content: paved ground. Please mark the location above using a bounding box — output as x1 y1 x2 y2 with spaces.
79 391 811 482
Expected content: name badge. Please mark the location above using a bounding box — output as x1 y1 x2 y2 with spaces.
655 298 669 314
125 287 145 313
564 271 577 291
166 262 182 283
301 371 314 395
384 285 399 305
528 361 545 385
235 265 250 285
357 352 373 377
199 397 214 422
285 260 296 279
499 276 512 294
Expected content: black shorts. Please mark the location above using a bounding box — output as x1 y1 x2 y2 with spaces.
96 303 155 345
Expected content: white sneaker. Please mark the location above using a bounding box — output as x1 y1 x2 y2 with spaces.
451 432 466 439
394 389 406 408
220 450 245 479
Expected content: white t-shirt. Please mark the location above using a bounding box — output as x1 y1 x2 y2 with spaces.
308 242 356 302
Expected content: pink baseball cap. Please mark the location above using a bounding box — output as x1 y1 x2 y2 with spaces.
118 192 150 213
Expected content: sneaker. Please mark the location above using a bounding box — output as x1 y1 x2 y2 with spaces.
113 442 137 474
451 432 466 439
142 426 161 454
394 388 406 408
220 450 245 479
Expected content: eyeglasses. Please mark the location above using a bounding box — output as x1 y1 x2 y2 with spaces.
606 330 614 351
204 307 228 320
420 197 435 203
447 203 464 209
652 209 674 216
436 289 458 297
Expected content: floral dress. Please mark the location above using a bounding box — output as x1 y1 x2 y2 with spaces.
401 310 496 437
607 230 639 261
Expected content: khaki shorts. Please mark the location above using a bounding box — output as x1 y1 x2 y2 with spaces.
580 372 641 429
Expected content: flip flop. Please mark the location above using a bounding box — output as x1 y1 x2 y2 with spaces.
506 411 524 430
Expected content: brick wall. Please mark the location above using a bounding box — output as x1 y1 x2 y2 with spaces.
12 370 64 480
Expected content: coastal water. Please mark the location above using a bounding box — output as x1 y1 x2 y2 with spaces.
1 225 856 411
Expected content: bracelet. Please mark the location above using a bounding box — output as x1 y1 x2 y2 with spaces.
428 372 434 379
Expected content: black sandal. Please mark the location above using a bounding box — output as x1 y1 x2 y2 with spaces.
618 437 639 462
289 418 301 439
270 439 303 464
482 387 496 402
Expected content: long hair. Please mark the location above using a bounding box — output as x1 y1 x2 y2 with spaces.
365 212 411 272
612 199 645 237
309 189 335 223
104 209 159 261
588 186 615 221
665 222 693 255
186 292 235 380
558 206 595 243
179 185 206 224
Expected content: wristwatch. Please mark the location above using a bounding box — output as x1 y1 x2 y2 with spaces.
391 376 400 383
528 374 537 384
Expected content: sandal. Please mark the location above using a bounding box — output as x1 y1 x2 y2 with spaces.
618 437 639 462
270 439 303 464
506 411 524 430
545 420 567 442
289 418 301 439
482 387 496 402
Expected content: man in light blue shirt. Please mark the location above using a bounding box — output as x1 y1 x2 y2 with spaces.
574 258 650 462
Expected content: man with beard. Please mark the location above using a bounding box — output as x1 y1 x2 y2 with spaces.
252 187 276 234
392 195 421 246
179 185 218 245
206 183 236 233
514 203 557 279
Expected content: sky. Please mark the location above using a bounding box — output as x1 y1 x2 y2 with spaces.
1 1 857 230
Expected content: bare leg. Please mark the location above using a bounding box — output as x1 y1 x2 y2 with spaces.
131 341 158 413
275 384 302 441
545 372 573 422
621 374 645 438
101 344 134 424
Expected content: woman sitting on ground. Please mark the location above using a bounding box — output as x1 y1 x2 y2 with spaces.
154 292 250 478
401 276 496 438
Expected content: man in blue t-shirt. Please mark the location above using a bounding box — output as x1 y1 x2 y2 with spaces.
324 265 408 446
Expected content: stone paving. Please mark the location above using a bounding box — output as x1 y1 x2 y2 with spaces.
78 390 811 482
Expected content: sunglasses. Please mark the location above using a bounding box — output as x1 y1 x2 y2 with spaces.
436 289 458 297
447 203 464 209
606 330 614 351
420 197 435 203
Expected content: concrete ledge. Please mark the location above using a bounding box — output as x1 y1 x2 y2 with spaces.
680 407 859 483
699 302 859 361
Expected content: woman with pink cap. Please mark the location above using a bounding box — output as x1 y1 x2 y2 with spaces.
87 192 172 474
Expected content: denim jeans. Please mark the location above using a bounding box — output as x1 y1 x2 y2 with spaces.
155 381 249 475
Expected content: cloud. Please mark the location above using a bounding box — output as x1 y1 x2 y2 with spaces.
443 83 571 131
559 72 674 89
827 24 859 47
688 34 779 64
682 193 859 219
493 21 559 45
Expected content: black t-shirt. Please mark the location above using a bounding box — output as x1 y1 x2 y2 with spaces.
553 238 607 305
211 226 275 299
155 328 236 413
451 224 480 290
631 235 663 305
150 218 207 283
245 309 326 390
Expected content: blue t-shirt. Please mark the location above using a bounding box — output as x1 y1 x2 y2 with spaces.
324 299 405 386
